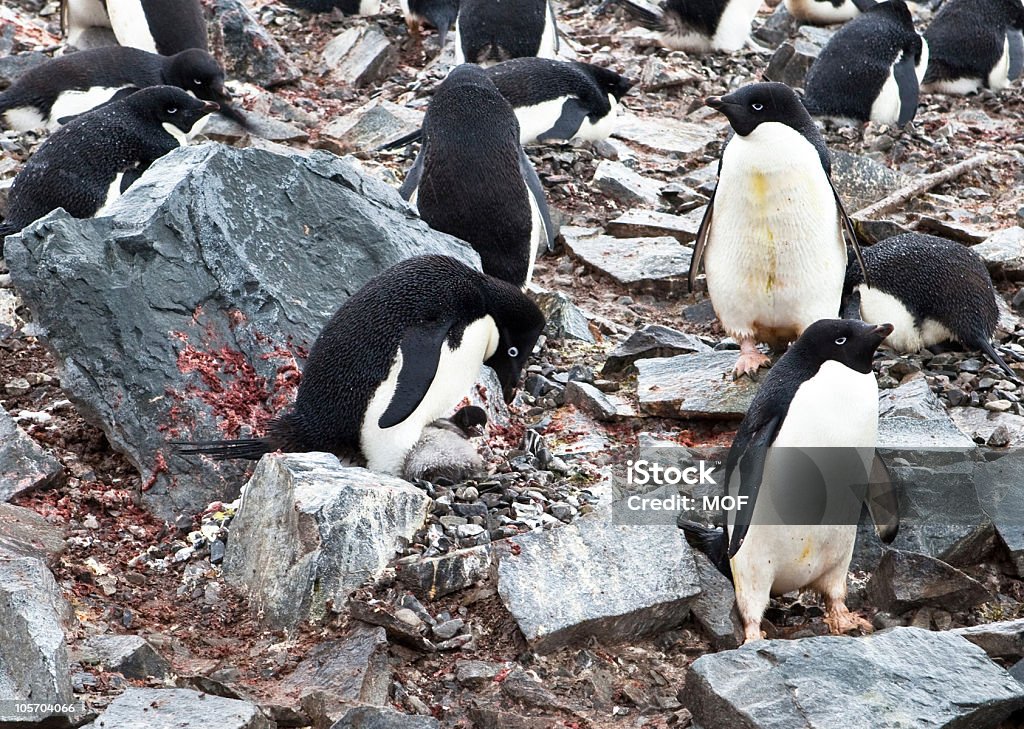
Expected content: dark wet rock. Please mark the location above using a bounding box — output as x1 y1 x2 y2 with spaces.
322 99 424 153
4 143 476 519
78 635 171 681
976 450 1024 577
865 549 990 614
209 0 302 88
831 151 908 212
974 226 1024 281
562 227 691 297
606 208 705 244
603 324 712 375
592 160 664 207
323 25 394 88
752 2 798 48
530 288 595 343
956 619 1024 660
396 546 494 600
689 551 743 650
636 352 758 419
0 503 65 563
330 706 439 729
81 687 271 728
1 406 63 502
851 218 915 244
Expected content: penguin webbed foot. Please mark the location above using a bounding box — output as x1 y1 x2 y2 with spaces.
733 341 771 380
824 602 873 636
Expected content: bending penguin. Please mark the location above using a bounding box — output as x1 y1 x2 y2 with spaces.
802 0 927 127
922 0 1024 94
688 82 867 377
842 232 1021 382
784 0 876 26
380 58 634 149
400 0 460 47
681 318 898 644
0 87 216 245
400 65 555 289
176 256 545 477
62 0 208 55
615 0 763 53
454 0 559 66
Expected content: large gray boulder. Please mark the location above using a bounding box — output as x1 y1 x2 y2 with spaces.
686 628 1024 729
4 144 477 520
81 687 271 728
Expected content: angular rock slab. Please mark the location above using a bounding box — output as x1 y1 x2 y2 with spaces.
397 545 495 600
330 706 439 729
1 407 63 501
956 619 1024 660
210 0 301 88
865 549 989 614
562 227 692 297
81 687 271 728
636 352 758 419
5 144 476 519
323 24 394 87
591 160 664 207
323 98 424 152
78 635 170 680
685 628 1024 729
973 226 1024 281
603 324 712 375
224 453 430 628
0 503 65 563
606 208 705 245
612 114 719 156
496 509 700 653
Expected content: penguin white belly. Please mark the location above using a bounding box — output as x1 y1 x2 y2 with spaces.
453 18 465 64
711 0 762 52
916 40 929 84
47 85 131 129
525 186 546 287
989 36 1012 91
3 107 47 132
869 58 903 126
515 98 571 144
95 172 126 217
106 0 158 53
537 2 559 58
857 285 954 352
705 123 846 342
924 76 983 95
575 94 619 141
784 0 860 25
360 316 500 475
65 0 111 44
358 0 381 14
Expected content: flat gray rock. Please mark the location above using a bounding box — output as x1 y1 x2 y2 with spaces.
956 619 1024 660
592 160 664 207
323 24 394 87
563 228 691 296
636 352 758 419
612 114 719 156
530 287 595 343
865 549 990 614
81 687 271 728
396 545 494 600
975 451 1024 577
973 226 1024 280
685 628 1024 729
78 635 170 681
831 151 908 211
323 99 424 152
603 324 712 375
224 453 430 628
605 208 705 244
330 706 439 729
878 376 948 421
952 406 1024 445
1 407 63 502
0 503 64 563
496 509 700 653
210 0 301 88
564 381 636 422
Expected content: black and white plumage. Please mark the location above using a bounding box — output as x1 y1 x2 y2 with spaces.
0 47 237 132
62 0 208 55
453 0 559 66
922 0 1024 94
381 58 634 149
784 0 877 25
401 405 488 483
688 82 867 378
681 318 896 644
0 87 215 243
400 0 460 47
842 232 1020 382
803 1 927 126
615 0 763 53
400 65 555 289
176 256 544 476
279 0 381 14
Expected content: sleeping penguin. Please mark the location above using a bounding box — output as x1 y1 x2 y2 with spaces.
0 87 216 244
802 1 927 127
922 0 1024 95
279 0 381 14
0 47 240 132
784 0 877 25
688 82 867 378
842 232 1021 382
400 65 555 289
454 0 559 66
380 58 634 149
402 405 488 483
176 256 544 477
400 0 460 47
615 0 763 53
681 318 897 644
62 0 209 55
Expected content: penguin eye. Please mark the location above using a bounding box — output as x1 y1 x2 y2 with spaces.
193 78 203 85
751 102 764 111
835 337 847 345
166 107 178 114
507 346 519 358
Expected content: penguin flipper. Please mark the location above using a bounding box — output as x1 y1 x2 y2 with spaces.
688 188 715 293
519 149 556 252
893 52 919 127
726 414 782 559
378 320 457 430
678 520 732 580
1009 30 1024 82
866 452 899 544
399 149 426 202
830 180 869 288
378 127 424 152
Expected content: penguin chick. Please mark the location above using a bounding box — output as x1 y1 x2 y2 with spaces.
454 0 559 66
0 47 240 132
400 0 460 47
279 0 382 14
0 86 216 244
803 1 927 127
63 0 210 55
400 65 555 289
680 318 895 644
402 406 488 483
842 232 1021 382
175 256 545 477
922 0 1024 94
784 0 877 26
615 0 763 53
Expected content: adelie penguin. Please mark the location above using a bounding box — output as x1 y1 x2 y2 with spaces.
842 232 1022 382
0 86 216 244
400 0 460 47
784 0 877 25
62 0 208 55
380 58 634 149
688 82 867 377
615 0 763 53
803 1 927 127
922 0 1024 94
681 318 899 644
278 0 381 14
0 47 241 132
400 65 555 289
454 0 559 66
176 256 544 477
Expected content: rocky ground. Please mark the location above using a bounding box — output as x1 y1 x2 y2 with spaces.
5 0 1024 727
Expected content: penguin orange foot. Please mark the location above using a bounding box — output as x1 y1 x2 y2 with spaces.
824 601 874 636
733 339 771 379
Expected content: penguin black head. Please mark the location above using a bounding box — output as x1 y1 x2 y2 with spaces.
791 319 894 375
125 85 218 135
480 274 545 402
166 50 229 104
706 82 815 137
586 63 637 101
450 405 488 436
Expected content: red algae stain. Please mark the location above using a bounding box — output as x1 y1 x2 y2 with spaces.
143 451 169 492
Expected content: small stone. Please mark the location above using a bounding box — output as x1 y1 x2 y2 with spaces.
5 377 29 395
986 400 1014 413
988 425 1012 447
592 160 664 207
431 619 465 640
322 24 394 87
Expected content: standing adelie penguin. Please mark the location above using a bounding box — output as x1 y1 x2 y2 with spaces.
689 82 867 377
842 232 1021 382
62 0 209 55
0 47 237 132
279 0 382 14
176 256 545 476
400 65 555 289
615 0 763 53
803 1 927 126
454 0 559 66
784 0 877 25
922 0 1024 94
0 87 216 242
401 0 460 47
681 318 896 643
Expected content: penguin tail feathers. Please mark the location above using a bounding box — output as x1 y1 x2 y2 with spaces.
678 519 732 582
615 0 662 30
172 438 273 461
377 127 423 151
978 338 1024 385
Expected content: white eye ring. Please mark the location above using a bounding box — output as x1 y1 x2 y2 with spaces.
193 79 203 85
167 107 178 114
507 346 519 358
752 102 763 111
835 337 847 345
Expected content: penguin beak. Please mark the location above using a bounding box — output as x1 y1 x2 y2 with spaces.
201 100 220 113
705 96 725 111
871 323 895 339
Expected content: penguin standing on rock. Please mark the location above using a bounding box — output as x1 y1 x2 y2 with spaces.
400 65 555 289
688 82 867 377
681 318 897 644
62 0 209 55
802 1 927 127
0 47 240 132
922 0 1024 94
176 256 545 477
784 0 876 26
0 86 217 243
842 232 1021 382
400 0 461 47
454 0 559 66
615 0 763 53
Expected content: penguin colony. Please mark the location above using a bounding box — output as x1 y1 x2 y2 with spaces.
1 0 1021 660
